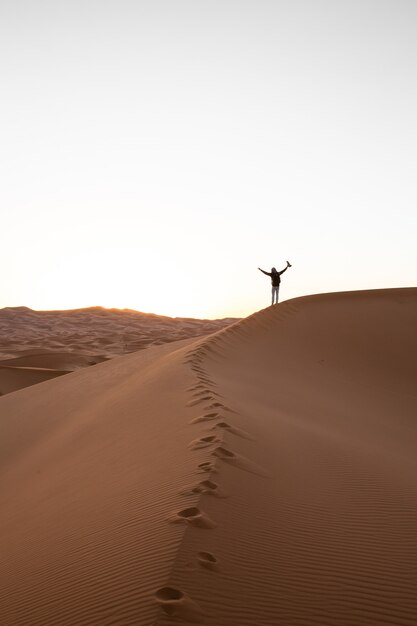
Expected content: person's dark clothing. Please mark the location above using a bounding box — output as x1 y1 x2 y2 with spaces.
259 266 288 286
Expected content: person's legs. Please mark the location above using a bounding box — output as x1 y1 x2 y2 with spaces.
271 287 275 305
275 285 280 303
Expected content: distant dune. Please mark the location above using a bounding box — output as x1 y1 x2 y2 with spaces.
0 306 237 395
0 365 68 396
0 288 416 625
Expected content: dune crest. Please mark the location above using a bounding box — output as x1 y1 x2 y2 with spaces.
0 288 416 625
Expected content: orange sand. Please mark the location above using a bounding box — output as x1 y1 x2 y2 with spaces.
0 306 235 395
0 288 416 625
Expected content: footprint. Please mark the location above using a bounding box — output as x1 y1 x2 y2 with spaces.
213 421 254 440
187 395 214 407
197 551 220 571
212 446 236 460
190 412 219 424
192 389 216 398
205 402 225 411
187 383 204 389
212 446 270 477
169 507 216 528
197 461 217 473
207 402 237 414
180 479 227 498
189 435 220 450
205 390 221 398
155 587 203 622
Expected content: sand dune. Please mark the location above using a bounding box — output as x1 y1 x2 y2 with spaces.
0 307 236 395
0 365 68 396
0 352 109 370
0 288 416 625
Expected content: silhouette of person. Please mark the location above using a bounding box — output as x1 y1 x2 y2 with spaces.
258 261 292 305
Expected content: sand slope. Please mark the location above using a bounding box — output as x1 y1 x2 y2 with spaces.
0 288 416 625
0 364 68 396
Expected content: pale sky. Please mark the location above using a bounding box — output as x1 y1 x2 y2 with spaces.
1 0 416 318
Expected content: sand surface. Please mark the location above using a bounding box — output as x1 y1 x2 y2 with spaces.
0 306 235 396
0 288 416 625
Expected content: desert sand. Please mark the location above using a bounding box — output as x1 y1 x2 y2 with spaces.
0 288 416 625
0 306 235 396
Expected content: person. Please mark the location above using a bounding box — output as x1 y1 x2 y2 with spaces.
258 261 292 305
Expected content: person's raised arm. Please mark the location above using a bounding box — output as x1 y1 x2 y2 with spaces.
278 261 292 276
258 268 271 276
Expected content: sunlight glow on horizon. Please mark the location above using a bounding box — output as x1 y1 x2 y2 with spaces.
1 0 416 319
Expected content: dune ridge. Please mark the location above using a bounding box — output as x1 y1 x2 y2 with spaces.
0 288 416 625
160 287 417 625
